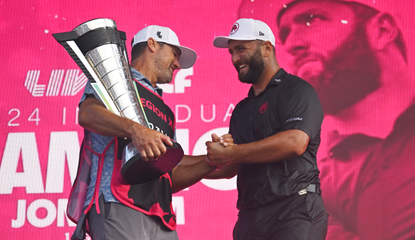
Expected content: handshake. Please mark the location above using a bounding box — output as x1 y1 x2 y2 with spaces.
205 133 236 170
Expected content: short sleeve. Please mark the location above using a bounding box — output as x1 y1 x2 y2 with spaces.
278 78 323 139
79 81 101 105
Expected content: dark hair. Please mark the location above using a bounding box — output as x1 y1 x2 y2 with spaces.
256 40 276 55
276 0 407 62
130 40 165 61
345 1 407 62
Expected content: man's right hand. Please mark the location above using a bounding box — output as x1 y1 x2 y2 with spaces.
79 95 173 162
130 123 173 162
205 133 236 168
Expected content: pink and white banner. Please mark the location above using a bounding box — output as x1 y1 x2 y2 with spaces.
1 0 415 239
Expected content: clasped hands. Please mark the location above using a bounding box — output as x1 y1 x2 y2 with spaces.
205 133 235 169
129 121 235 169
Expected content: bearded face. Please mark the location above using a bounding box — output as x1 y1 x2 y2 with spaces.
235 44 266 84
304 25 381 115
154 53 173 84
154 43 181 85
278 1 382 115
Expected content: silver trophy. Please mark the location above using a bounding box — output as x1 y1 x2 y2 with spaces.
53 18 183 184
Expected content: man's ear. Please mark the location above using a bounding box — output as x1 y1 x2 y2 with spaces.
262 41 273 57
366 13 399 50
147 38 158 53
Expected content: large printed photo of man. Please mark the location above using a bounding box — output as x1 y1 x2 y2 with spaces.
239 0 415 239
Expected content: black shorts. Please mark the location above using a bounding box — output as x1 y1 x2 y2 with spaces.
233 192 328 240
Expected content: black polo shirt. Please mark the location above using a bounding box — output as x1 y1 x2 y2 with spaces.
229 68 324 210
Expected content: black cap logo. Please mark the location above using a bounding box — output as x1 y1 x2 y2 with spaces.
157 31 162 39
259 31 264 36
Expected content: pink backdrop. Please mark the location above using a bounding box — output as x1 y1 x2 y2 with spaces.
1 0 415 239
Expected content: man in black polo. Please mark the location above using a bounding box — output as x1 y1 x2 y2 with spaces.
205 18 327 240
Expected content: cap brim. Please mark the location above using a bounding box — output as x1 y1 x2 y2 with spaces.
170 44 197 69
213 36 258 48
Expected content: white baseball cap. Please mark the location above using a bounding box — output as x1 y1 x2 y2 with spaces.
132 25 197 69
213 18 276 48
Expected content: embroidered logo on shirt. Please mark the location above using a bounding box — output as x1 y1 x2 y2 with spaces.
259 102 269 113
286 117 303 122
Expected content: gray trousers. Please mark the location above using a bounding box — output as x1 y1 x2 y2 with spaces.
88 195 179 240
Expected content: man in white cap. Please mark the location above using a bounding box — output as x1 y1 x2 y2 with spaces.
70 25 218 240
238 1 415 239
206 18 328 240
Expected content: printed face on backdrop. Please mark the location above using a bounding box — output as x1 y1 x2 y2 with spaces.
277 0 381 115
154 43 181 84
228 40 265 84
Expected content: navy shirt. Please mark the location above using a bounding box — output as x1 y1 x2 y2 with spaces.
230 68 324 210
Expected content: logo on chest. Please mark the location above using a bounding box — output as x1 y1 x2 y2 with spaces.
259 101 269 113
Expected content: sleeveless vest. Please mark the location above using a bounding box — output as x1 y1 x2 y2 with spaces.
111 80 177 229
67 79 178 233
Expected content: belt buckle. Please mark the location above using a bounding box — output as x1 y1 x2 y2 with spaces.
298 189 307 195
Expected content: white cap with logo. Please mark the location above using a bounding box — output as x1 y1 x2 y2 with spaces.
213 18 275 48
132 25 197 69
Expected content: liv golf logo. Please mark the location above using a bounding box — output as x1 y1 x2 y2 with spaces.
25 69 88 97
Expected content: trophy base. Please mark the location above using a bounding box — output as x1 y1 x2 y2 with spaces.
121 141 184 184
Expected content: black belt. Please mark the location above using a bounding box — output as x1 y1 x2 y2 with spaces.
298 184 320 195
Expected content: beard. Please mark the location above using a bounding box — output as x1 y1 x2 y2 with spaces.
154 54 173 84
300 25 381 115
236 47 265 84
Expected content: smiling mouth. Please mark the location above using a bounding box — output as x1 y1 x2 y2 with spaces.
236 64 247 73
